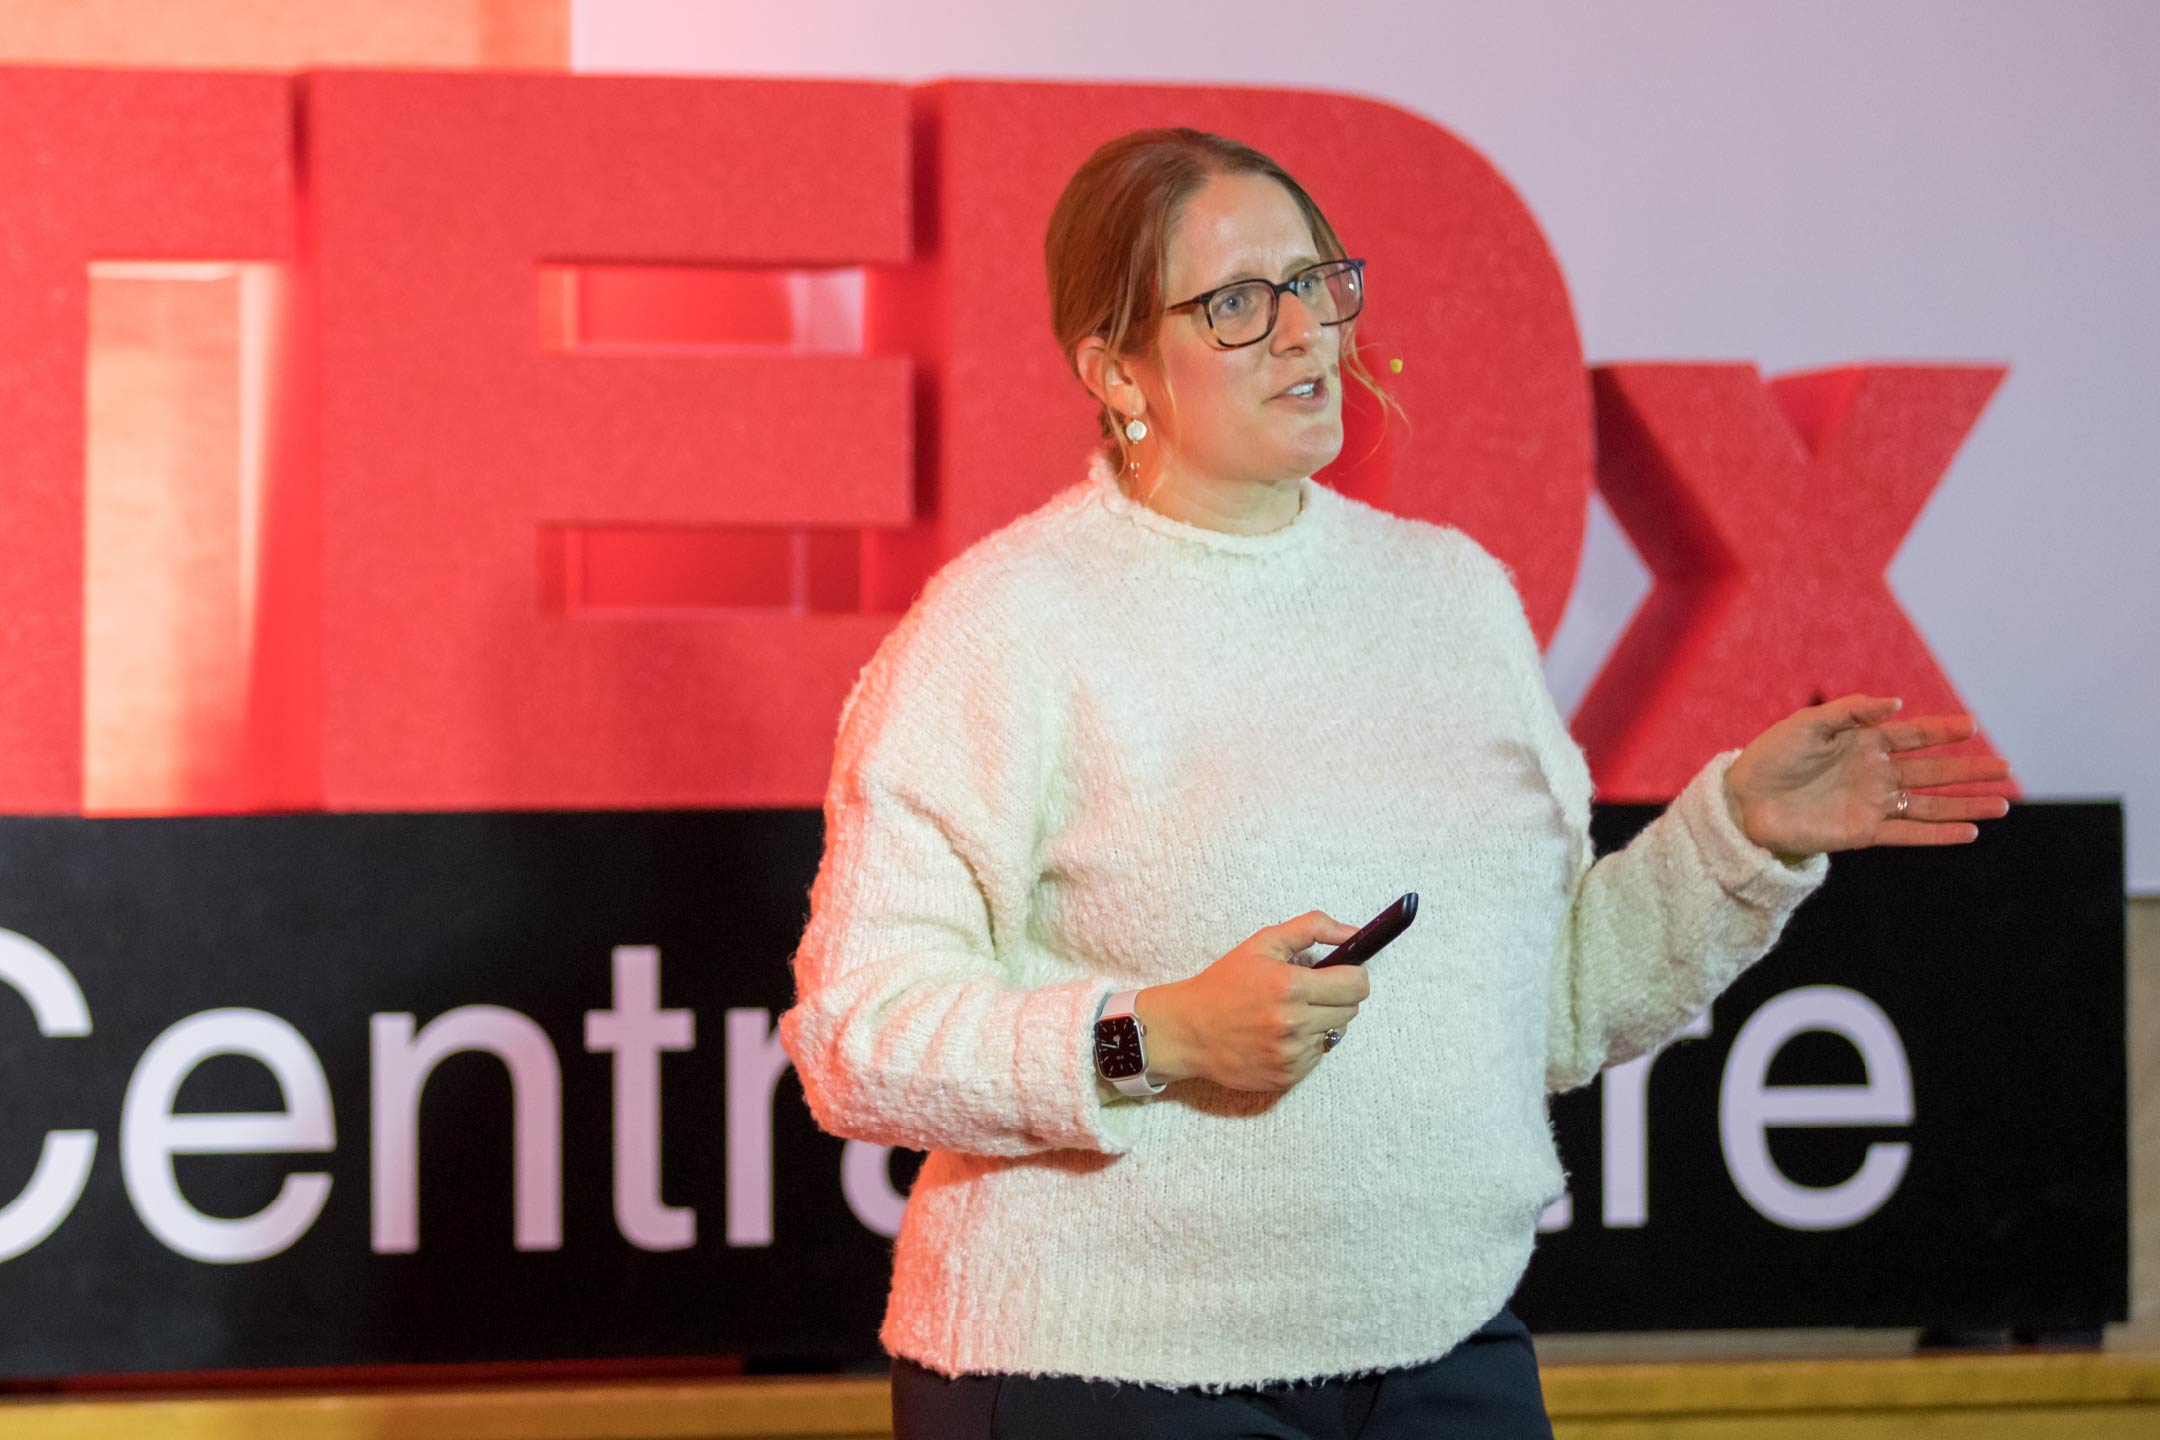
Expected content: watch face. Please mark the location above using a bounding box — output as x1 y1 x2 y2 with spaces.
1094 1015 1144 1079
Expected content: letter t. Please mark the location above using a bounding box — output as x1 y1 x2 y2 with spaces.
584 945 696 1250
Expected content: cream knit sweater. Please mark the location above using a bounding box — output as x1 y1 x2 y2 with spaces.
779 452 1829 1391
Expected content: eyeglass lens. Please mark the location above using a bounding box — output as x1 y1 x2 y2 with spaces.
1208 261 1363 345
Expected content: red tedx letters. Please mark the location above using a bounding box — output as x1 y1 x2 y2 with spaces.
1582 364 2010 799
0 68 293 810
0 68 2001 816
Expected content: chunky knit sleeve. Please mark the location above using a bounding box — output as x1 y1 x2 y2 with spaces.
777 566 1135 1158
1462 544 1831 1094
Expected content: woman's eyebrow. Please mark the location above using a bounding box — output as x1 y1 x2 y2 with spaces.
1205 254 1323 290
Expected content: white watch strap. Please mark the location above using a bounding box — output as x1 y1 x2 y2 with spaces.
1097 987 1166 1097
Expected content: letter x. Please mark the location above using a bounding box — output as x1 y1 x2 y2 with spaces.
1574 363 2013 800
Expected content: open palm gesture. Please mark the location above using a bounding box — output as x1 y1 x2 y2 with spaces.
1723 694 2014 857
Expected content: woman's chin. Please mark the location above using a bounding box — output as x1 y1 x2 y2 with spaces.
1282 425 1345 477
1207 426 1344 484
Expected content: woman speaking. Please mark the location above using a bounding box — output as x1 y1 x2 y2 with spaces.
777 127 2011 1438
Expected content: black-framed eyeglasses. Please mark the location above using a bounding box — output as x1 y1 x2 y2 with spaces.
1164 258 1366 349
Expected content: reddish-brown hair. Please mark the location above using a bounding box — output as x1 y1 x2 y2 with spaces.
1043 127 1400 477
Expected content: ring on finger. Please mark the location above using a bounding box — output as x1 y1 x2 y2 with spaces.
1322 1026 1344 1053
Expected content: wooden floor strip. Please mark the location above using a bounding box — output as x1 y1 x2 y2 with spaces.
3 1352 2156 1439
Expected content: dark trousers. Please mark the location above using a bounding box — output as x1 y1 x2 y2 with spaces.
890 1304 1554 1439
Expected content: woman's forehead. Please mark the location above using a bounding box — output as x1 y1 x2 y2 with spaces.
1165 172 1319 294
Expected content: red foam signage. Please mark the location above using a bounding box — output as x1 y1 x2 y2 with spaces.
0 67 2003 815
0 67 293 811
305 72 914 809
1580 363 2012 798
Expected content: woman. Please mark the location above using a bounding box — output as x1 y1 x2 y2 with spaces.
778 128 2010 1438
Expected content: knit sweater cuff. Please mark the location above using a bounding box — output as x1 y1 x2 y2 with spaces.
1015 977 1138 1155
1674 750 1831 909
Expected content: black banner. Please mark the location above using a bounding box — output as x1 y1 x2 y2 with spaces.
0 804 2125 1378
1519 802 2126 1333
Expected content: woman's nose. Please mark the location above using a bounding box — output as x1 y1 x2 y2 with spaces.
1272 289 1324 349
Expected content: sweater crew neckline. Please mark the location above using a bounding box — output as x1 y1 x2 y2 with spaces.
1085 450 1327 557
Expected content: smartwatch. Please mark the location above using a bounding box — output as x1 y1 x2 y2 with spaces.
1093 988 1167 1098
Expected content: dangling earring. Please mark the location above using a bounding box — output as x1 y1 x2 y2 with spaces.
1124 414 1148 443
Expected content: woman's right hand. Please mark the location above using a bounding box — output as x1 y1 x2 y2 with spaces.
1134 911 1369 1091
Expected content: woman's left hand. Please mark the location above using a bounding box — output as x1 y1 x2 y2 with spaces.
1724 694 2014 859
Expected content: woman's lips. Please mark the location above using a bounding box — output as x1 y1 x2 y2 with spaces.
1270 376 1329 408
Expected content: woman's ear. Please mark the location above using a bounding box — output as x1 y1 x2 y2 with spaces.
1076 337 1146 420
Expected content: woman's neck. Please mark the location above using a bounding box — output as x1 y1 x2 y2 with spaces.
1126 464 1304 536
